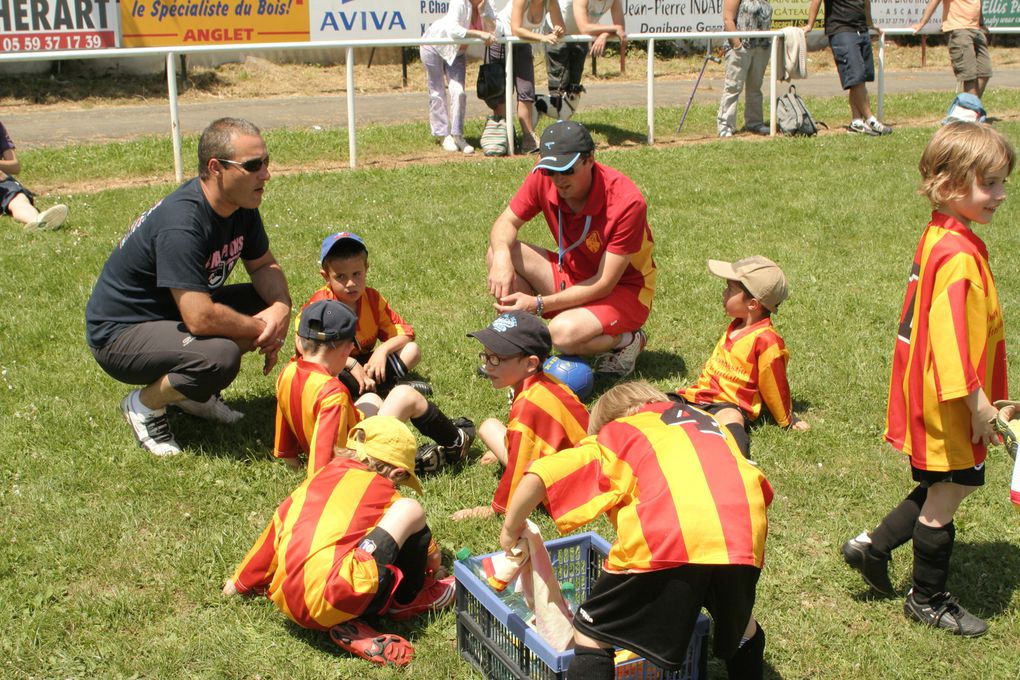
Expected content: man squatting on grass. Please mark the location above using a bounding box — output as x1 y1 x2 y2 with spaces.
803 0 893 135
85 117 291 456
487 119 656 377
500 381 772 680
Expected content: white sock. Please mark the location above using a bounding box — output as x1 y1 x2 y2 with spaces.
855 531 872 544
615 332 634 349
852 118 864 126
130 390 155 415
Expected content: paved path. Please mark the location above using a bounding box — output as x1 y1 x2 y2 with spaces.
7 67 1019 148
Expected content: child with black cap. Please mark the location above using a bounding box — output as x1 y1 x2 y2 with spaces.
277 299 473 479
451 311 588 520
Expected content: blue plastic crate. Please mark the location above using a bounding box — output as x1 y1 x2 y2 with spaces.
455 532 709 680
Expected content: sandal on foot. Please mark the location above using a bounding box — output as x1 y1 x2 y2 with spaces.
329 620 415 667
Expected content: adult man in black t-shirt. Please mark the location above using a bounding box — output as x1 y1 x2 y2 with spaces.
803 0 893 135
86 118 292 456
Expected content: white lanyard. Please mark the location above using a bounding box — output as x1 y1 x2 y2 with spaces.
557 208 592 273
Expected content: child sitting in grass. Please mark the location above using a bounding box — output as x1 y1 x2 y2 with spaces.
0 120 68 231
224 415 454 668
452 311 589 520
277 299 472 479
677 256 808 458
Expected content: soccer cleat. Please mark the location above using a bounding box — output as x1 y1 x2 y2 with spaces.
26 204 68 231
866 118 893 135
386 576 456 621
329 620 415 667
904 590 988 637
397 380 433 398
173 395 244 424
841 532 896 596
847 120 879 136
121 392 182 456
594 330 647 377
414 417 475 474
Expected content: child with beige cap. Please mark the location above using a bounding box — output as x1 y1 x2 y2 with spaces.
676 256 809 458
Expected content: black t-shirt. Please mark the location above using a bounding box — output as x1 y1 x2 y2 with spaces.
85 178 270 348
824 0 867 35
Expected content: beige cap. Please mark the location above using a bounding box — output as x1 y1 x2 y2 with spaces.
708 256 789 312
347 416 423 495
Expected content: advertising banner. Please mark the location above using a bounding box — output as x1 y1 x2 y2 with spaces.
0 0 119 53
621 0 723 34
119 0 310 47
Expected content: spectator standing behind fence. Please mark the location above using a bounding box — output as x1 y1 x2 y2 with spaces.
912 0 990 98
420 0 498 155
542 0 626 118
0 121 68 231
490 0 568 154
717 0 773 137
803 0 893 135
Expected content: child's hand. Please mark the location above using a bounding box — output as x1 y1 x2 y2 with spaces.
971 405 999 447
365 349 390 383
349 362 373 394
222 579 238 596
452 506 496 521
790 415 810 431
282 457 303 470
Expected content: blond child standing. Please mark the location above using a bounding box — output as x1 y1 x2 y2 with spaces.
842 122 1013 637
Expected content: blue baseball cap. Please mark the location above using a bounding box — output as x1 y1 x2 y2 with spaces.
319 231 367 264
533 120 595 174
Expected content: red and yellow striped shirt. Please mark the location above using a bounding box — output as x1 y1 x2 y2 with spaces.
680 318 794 426
885 212 1007 471
229 457 401 630
274 358 362 478
300 285 414 360
529 401 772 572
492 373 590 514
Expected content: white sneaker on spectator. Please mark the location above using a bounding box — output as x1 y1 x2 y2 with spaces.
847 120 878 136
26 204 68 231
174 395 244 424
595 330 647 377
121 391 181 456
866 117 893 135
453 136 474 154
719 129 734 138
441 135 460 152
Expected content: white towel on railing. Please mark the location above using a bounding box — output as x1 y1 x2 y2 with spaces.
779 26 808 81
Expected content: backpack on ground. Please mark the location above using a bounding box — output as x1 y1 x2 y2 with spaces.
943 92 987 124
777 85 823 136
481 115 509 157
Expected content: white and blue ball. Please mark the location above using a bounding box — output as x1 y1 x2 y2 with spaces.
543 355 594 401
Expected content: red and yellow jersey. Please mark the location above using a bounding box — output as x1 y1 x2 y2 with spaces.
274 358 362 478
885 212 1007 471
229 457 401 630
298 285 414 359
680 318 794 426
529 401 773 572
492 373 590 514
509 162 656 314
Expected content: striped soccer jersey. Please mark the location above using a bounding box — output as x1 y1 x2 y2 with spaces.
274 358 362 478
230 457 400 629
680 318 794 426
885 212 1007 471
529 401 773 572
492 373 590 514
301 285 414 360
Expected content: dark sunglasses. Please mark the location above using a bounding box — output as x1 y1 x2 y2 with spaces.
217 156 270 172
540 166 577 177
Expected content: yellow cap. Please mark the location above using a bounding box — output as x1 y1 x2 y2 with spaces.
347 416 423 495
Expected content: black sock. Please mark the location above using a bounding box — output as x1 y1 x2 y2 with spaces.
870 485 928 557
725 623 764 680
410 402 460 448
911 521 954 602
725 423 751 459
568 646 614 680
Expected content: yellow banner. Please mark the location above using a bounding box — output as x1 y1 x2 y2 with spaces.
120 0 310 47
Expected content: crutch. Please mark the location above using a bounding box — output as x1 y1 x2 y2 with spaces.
677 41 722 133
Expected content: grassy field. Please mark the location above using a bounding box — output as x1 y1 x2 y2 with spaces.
2 94 1020 679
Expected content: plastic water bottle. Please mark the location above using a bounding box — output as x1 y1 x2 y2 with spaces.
561 581 579 615
456 547 487 581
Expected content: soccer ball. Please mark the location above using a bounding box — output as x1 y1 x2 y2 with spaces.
543 355 594 401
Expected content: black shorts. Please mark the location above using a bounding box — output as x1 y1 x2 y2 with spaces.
829 30 875 89
572 564 760 670
912 464 985 487
361 524 432 615
0 177 33 214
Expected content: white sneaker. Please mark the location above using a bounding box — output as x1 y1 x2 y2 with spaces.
453 136 474 154
441 135 459 152
26 204 68 231
594 330 647 377
121 391 181 456
174 395 244 424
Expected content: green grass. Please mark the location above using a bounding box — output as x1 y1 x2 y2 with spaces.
3 95 1020 679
